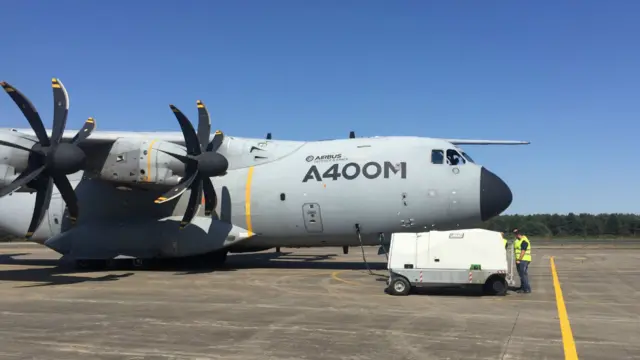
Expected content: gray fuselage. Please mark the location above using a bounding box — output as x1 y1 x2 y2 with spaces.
0 130 512 260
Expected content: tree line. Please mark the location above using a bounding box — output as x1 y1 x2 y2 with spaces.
1 213 639 242
477 213 640 238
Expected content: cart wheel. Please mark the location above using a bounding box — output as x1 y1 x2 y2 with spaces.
388 277 411 296
484 276 507 296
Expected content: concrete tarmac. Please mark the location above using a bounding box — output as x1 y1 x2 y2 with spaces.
0 245 639 360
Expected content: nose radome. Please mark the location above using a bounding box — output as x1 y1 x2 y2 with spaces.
480 167 513 221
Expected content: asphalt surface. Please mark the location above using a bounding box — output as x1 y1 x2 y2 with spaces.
0 245 639 360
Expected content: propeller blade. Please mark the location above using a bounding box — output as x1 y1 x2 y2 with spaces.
156 149 193 164
0 165 46 197
207 130 224 152
0 139 40 154
25 177 54 239
0 81 50 146
170 105 201 156
71 117 96 144
50 78 69 144
196 100 211 154
52 174 79 224
180 179 203 229
202 176 216 216
154 170 199 204
219 186 232 224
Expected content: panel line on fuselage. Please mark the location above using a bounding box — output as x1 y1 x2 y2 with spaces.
245 166 255 236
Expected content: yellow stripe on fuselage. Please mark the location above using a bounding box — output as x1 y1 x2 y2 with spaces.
146 140 157 182
245 166 255 236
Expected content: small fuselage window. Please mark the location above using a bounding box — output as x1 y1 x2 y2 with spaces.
446 149 466 166
431 149 444 164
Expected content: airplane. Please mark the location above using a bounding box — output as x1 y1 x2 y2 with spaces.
0 78 529 270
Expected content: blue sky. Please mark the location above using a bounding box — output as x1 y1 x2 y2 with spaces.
1 1 638 215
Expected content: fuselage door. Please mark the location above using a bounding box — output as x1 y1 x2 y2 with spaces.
302 203 323 233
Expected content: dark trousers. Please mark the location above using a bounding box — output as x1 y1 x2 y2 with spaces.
516 261 531 292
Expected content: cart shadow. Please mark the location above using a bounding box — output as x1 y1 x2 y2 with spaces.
409 287 487 297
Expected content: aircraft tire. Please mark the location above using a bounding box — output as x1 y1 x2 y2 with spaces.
75 259 109 271
132 258 147 268
388 277 411 296
205 250 227 265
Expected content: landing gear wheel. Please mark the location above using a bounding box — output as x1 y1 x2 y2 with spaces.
205 250 228 266
483 276 507 296
388 277 411 296
133 258 147 268
75 259 108 271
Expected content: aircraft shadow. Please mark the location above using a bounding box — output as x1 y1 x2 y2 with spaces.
138 252 388 275
0 253 59 267
0 251 389 279
226 252 389 271
1 252 509 297
0 252 134 286
0 267 134 288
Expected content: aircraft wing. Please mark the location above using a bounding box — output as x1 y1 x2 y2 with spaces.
444 139 530 145
1 128 188 145
3 128 532 146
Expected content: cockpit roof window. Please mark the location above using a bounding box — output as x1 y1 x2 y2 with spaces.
446 149 466 166
431 149 444 164
461 151 475 163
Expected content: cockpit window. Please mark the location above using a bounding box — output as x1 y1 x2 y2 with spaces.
446 149 466 166
461 151 475 163
431 149 444 164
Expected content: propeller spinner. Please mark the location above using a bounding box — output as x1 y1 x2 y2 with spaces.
0 78 96 238
154 100 229 229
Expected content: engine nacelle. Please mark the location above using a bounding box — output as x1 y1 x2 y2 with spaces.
95 138 189 186
0 130 34 187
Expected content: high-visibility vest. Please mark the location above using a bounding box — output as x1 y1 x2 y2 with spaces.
503 238 508 249
514 236 532 262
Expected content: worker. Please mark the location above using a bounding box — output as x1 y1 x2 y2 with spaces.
513 228 532 293
501 232 508 249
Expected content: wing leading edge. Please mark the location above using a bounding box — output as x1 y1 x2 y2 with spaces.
1 127 186 145
444 139 530 145
2 128 531 146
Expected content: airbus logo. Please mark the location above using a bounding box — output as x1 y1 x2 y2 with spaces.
306 154 345 162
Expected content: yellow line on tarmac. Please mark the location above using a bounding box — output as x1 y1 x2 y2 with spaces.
550 256 579 360
331 271 361 286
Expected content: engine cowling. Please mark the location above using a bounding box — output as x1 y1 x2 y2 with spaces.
94 138 189 187
0 130 33 187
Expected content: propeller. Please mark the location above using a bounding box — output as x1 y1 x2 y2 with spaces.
154 100 229 229
0 78 96 238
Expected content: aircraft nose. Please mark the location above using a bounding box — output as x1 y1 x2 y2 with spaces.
480 167 513 221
